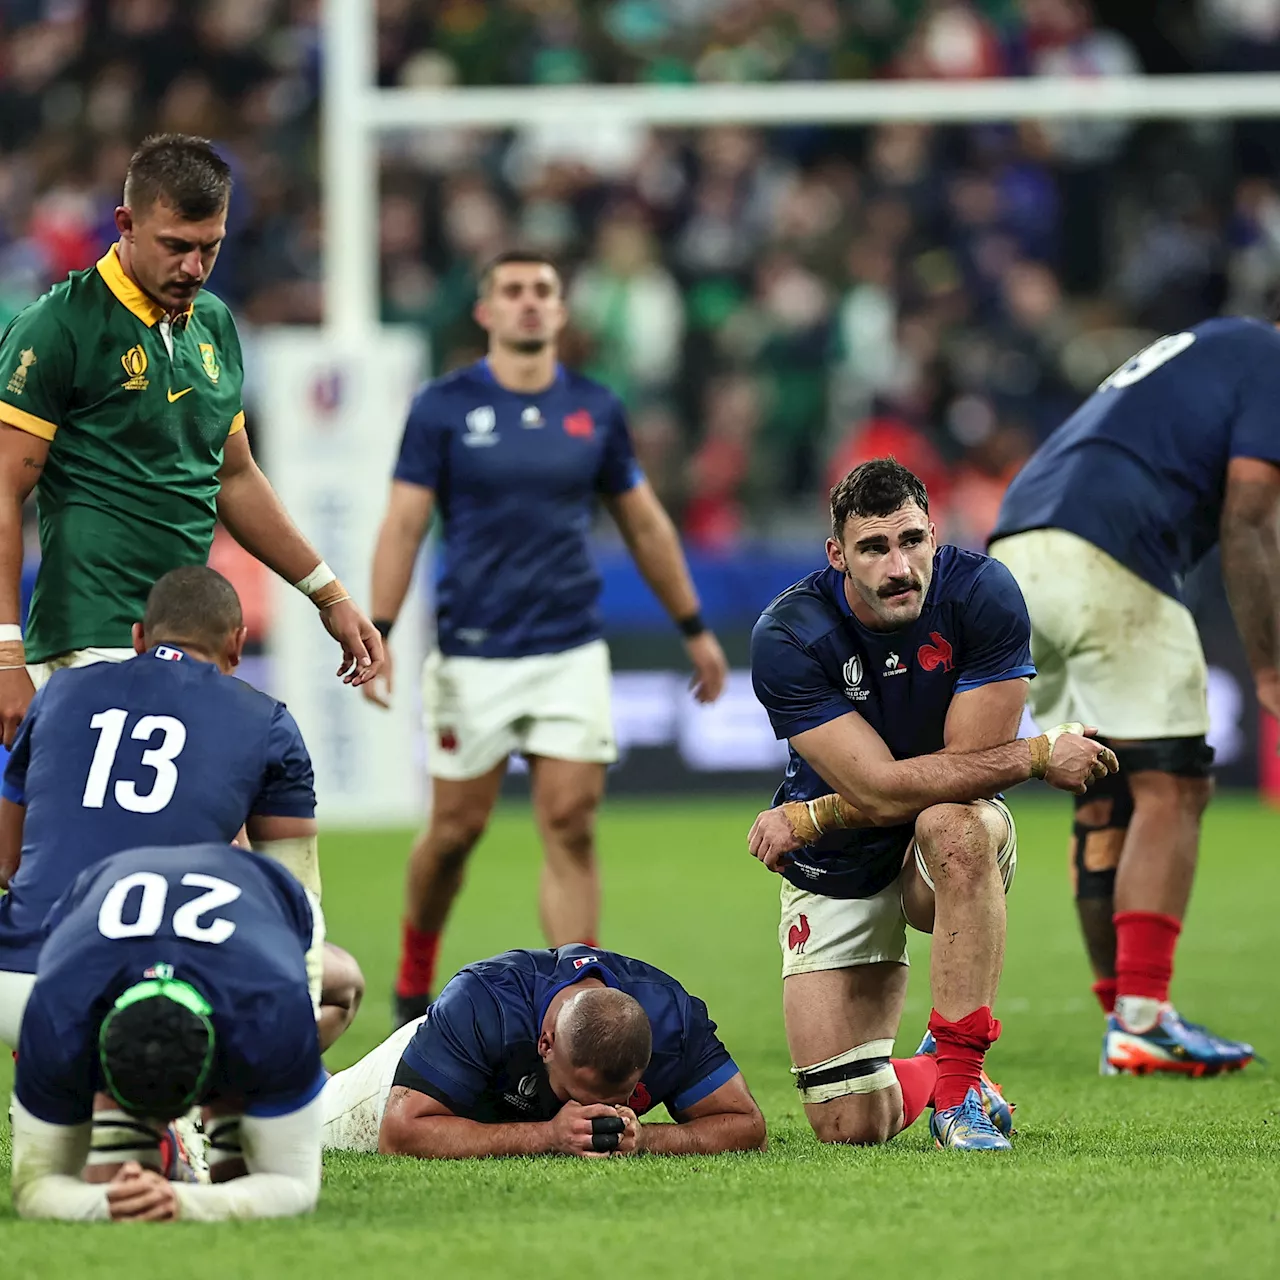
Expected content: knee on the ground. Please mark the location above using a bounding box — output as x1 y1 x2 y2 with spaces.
915 802 1004 884
807 1095 898 1147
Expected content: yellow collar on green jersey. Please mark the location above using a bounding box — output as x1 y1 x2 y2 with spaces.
96 246 195 329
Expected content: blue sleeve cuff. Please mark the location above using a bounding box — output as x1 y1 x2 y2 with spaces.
770 702 854 740
244 1064 328 1118
2 778 24 805
670 1058 739 1114
400 1041 480 1112
954 664 1037 695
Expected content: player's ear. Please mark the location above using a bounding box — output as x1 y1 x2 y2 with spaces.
131 622 147 656
472 296 489 331
826 536 846 574
115 205 133 238
537 1028 555 1063
225 626 248 673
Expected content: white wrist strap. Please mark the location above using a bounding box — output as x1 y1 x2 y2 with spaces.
294 562 335 597
0 624 23 643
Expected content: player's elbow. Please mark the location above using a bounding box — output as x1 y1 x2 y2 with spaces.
735 1104 768 1153
377 1107 428 1159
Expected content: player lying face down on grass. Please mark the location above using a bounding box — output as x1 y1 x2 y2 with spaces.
10 844 326 1222
320 945 766 1158
0 565 362 1054
747 459 1117 1151
0 132 382 752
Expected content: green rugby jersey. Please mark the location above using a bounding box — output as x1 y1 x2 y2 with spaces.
0 247 246 662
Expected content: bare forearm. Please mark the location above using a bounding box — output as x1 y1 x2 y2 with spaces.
0 491 25 625
623 511 700 621
639 1113 766 1155
217 466 325 586
843 740 1034 825
370 521 421 621
382 1116 553 1159
1222 508 1280 676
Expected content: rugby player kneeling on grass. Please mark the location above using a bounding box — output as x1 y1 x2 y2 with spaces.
10 844 325 1221
321 945 766 1158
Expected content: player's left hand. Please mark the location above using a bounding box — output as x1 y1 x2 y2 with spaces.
612 1105 641 1156
320 599 386 687
685 631 728 704
748 806 803 872
106 1161 180 1222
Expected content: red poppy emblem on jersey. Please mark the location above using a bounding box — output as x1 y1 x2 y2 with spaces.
787 913 811 953
438 727 458 752
629 1081 653 1114
917 632 954 673
563 409 594 438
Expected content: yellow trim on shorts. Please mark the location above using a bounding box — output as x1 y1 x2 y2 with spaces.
0 402 58 440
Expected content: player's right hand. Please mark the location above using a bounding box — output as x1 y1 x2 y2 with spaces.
748 806 803 872
361 642 394 710
106 1161 180 1222
546 1100 628 1158
1043 722 1120 794
0 665 34 748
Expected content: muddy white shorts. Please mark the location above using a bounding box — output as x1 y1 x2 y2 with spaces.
779 798 1017 978
990 529 1209 739
29 645 135 689
423 639 617 780
320 1017 425 1152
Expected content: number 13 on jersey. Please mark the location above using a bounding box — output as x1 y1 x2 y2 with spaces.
83 707 187 814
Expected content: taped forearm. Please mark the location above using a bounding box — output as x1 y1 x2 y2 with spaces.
10 1098 108 1221
781 794 870 843
256 835 322 899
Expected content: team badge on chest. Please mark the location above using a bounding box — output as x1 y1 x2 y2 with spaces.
199 343 220 383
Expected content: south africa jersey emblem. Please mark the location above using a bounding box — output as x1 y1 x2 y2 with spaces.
199 343 220 383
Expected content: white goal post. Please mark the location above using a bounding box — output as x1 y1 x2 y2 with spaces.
321 0 1280 334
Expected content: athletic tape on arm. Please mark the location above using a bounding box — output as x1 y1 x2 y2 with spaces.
256 835 322 900
9 1097 110 1220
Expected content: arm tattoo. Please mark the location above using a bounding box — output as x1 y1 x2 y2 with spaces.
22 457 42 472
1221 479 1280 672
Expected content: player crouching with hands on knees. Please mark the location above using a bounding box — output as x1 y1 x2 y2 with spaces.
320 945 766 1158
748 459 1117 1152
10 843 325 1221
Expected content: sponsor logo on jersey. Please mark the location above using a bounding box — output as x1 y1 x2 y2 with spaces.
121 345 149 390
464 405 499 446
521 406 544 428
883 651 906 676
6 347 35 395
199 343 220 383
917 632 954 673
843 654 868 702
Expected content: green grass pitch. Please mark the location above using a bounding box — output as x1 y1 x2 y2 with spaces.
1 794 1278 1277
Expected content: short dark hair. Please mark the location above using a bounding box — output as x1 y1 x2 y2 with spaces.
560 988 652 1088
124 134 232 220
143 566 243 652
99 988 215 1121
830 457 929 539
478 249 562 296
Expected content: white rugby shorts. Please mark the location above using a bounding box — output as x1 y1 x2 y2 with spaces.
422 639 617 781
0 969 36 1048
320 1016 425 1152
990 529 1209 739
28 645 135 689
779 798 1017 978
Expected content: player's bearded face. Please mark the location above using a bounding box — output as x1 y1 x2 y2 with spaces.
476 265 567 355
829 502 936 630
119 199 227 312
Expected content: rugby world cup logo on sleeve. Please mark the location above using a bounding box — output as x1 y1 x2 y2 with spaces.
6 347 35 395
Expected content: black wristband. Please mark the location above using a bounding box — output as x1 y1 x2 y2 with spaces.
677 612 706 639
373 618 394 640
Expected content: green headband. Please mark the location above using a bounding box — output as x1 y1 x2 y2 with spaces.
98 978 216 1115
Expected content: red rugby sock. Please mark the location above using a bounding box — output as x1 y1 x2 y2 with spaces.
395 921 440 998
1114 911 1180 1002
1091 977 1118 1014
928 1006 1001 1111
892 1055 938 1130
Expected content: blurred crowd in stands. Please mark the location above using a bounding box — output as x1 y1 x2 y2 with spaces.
6 0 1280 553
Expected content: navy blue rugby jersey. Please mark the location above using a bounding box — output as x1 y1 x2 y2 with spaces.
751 546 1034 899
396 946 739 1122
15 843 323 1126
393 360 643 658
992 318 1280 602
0 646 314 971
